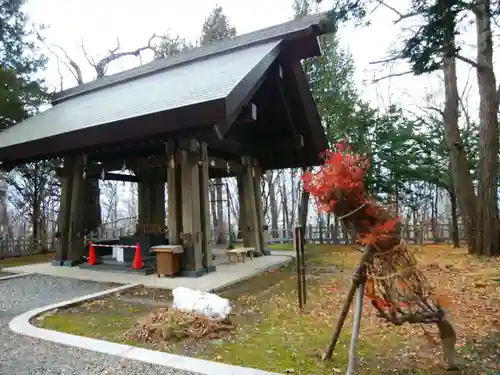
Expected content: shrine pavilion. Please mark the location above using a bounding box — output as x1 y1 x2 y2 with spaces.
0 14 329 277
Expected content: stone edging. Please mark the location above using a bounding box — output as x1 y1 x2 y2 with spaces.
9 282 283 375
0 272 33 281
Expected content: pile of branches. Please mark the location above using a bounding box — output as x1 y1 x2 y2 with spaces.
127 308 234 344
302 142 445 325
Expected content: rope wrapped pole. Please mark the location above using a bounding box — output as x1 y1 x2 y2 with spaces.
322 245 374 361
294 226 304 309
346 278 366 375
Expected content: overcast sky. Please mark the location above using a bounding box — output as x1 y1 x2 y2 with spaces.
24 0 480 117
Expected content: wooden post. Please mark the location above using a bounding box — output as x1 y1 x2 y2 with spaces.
236 173 251 247
252 163 268 254
242 157 262 255
167 150 182 245
346 278 366 375
322 245 374 360
53 157 75 265
294 226 303 309
298 225 306 304
66 155 86 265
198 142 214 272
180 141 204 277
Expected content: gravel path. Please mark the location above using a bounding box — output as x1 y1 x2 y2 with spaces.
0 274 197 375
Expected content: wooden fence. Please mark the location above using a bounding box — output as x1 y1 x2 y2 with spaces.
0 235 57 260
266 222 464 245
0 221 463 260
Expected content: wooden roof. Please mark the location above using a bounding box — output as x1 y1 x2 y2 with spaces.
0 14 330 170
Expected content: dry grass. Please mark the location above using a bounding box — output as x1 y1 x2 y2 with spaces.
0 252 54 269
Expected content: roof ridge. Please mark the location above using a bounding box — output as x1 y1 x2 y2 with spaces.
52 12 328 104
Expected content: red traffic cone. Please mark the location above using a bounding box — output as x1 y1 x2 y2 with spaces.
88 241 97 265
132 241 144 269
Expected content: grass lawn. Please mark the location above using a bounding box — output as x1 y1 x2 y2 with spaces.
0 252 54 274
37 244 500 374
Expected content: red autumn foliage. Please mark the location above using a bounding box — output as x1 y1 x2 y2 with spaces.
302 141 400 249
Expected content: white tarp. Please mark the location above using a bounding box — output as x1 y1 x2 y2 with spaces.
172 286 232 320
112 247 124 263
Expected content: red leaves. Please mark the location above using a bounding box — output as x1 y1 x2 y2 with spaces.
302 141 368 212
303 140 398 246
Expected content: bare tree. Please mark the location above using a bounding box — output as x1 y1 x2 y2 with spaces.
6 161 60 250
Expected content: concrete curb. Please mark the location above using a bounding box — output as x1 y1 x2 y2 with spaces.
9 282 283 375
0 272 33 281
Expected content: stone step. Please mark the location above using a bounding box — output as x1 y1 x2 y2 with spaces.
79 256 156 275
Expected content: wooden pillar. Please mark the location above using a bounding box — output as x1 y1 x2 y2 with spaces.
237 173 251 247
147 177 165 234
252 163 269 255
52 157 74 266
137 181 149 234
242 157 263 255
167 151 182 245
198 142 215 272
152 180 166 234
180 140 204 277
137 169 165 234
66 155 86 265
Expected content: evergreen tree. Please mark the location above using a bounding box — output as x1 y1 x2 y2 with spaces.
199 5 236 46
0 0 47 130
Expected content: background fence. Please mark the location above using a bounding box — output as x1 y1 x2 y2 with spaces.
0 221 464 260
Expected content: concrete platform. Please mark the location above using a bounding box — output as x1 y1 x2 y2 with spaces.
2 251 293 292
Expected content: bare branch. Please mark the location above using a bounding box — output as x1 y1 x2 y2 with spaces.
372 70 414 83
55 59 64 91
424 106 445 116
80 37 97 70
51 45 85 84
32 24 84 85
93 34 158 78
455 54 480 69
369 55 401 65
372 0 421 23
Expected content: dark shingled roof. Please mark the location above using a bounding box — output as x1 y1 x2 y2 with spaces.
52 12 327 104
0 13 330 166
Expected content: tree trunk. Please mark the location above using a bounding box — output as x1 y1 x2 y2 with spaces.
215 177 225 244
267 171 279 237
281 173 290 229
442 51 477 253
84 178 101 234
448 188 460 248
210 180 217 239
474 0 499 256
298 168 310 228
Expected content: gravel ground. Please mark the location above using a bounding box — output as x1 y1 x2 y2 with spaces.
0 274 198 375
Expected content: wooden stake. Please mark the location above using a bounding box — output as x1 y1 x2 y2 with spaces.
298 226 307 304
294 226 304 309
346 278 366 375
322 245 374 360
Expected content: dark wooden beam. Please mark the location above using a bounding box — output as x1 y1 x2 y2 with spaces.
239 102 257 123
287 60 329 160
56 167 238 181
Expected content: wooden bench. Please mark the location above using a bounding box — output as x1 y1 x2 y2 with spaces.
226 247 255 263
